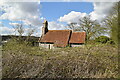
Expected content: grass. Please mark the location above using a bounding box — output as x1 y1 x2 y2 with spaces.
2 39 118 78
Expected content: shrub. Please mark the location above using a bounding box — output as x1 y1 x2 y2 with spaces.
106 40 116 45
2 40 118 78
95 36 110 44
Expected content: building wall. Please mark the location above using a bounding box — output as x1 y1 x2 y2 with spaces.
39 43 85 49
70 44 84 47
39 43 54 49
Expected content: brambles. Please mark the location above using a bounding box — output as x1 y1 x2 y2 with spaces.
2 40 118 78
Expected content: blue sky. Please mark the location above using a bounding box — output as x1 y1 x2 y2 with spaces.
41 2 93 21
0 1 115 36
0 2 94 25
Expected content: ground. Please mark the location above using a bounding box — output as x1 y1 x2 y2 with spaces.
2 40 118 78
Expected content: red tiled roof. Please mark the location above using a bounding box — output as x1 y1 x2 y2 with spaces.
39 30 86 47
39 30 72 47
69 32 86 43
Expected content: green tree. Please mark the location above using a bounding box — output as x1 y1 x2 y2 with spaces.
77 16 107 42
104 2 119 44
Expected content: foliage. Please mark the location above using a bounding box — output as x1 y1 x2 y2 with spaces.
95 36 110 44
67 16 107 42
106 40 116 45
2 40 118 78
78 16 107 41
104 2 119 44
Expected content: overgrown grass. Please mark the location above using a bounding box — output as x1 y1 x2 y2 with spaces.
2 39 118 78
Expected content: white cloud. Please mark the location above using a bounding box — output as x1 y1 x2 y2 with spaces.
9 22 20 26
1 0 40 2
0 1 44 36
0 25 41 36
58 11 87 23
0 1 43 27
48 21 65 30
0 1 117 36
1 22 22 35
40 0 119 2
0 26 15 35
82 0 119 2
36 21 66 36
0 1 67 36
8 22 42 36
90 2 115 21
58 2 116 23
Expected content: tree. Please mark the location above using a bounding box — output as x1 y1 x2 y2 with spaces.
12 23 24 42
26 24 36 45
104 2 119 44
67 23 78 31
12 23 36 44
12 23 24 37
77 16 107 42
27 25 36 37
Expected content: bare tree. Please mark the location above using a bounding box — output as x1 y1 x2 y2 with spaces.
27 25 36 37
12 23 24 37
67 23 78 31
11 23 24 42
12 22 36 44
16 24 24 36
26 24 36 43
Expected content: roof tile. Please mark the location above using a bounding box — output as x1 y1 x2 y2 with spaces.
69 32 86 43
39 30 86 47
40 30 72 47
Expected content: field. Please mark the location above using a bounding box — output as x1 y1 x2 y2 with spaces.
2 40 118 78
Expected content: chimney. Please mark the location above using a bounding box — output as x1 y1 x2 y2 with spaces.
42 20 48 36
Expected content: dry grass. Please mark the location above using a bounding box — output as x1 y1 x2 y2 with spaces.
2 40 118 78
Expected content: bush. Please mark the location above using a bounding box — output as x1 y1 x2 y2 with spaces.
107 40 116 45
2 40 118 78
95 36 110 44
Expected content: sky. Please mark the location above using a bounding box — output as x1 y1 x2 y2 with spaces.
41 2 93 21
0 0 118 37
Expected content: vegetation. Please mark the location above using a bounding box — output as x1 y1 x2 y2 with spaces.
1 2 119 79
103 2 119 45
78 16 107 41
67 15 107 42
95 36 110 44
95 36 116 45
2 39 118 78
11 22 37 43
67 23 78 31
67 2 119 45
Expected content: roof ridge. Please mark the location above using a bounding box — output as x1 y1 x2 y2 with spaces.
72 31 85 33
49 30 72 31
